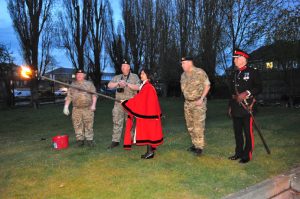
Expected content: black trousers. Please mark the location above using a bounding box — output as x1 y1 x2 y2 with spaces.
232 116 254 160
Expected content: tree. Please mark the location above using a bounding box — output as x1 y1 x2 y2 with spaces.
105 3 126 75
174 0 198 57
59 0 92 71
198 0 224 84
106 33 125 75
7 0 53 108
0 43 14 109
171 0 224 94
0 44 13 65
87 0 110 90
121 0 144 74
39 20 56 77
109 0 292 98
155 0 182 96
268 3 300 106
271 2 300 42
220 0 280 70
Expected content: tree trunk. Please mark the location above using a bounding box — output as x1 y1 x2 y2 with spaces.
93 48 101 91
31 38 40 109
0 80 9 109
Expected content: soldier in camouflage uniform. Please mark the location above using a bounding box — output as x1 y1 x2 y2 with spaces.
107 59 140 149
180 56 211 156
63 69 98 147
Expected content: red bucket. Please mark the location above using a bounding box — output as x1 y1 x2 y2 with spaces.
52 135 69 150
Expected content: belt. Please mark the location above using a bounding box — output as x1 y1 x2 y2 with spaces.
185 97 202 102
73 106 90 109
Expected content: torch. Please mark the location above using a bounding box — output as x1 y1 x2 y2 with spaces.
19 66 120 102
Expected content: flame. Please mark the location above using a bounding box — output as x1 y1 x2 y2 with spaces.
20 66 33 79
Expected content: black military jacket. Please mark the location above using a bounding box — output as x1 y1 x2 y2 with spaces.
229 66 262 117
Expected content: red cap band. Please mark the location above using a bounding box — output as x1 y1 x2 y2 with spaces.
234 50 249 59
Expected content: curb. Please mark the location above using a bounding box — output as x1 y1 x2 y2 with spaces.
223 166 300 199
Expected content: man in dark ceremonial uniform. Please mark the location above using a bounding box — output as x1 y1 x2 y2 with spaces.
228 49 262 164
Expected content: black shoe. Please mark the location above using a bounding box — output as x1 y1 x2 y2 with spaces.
187 145 196 152
141 149 156 158
107 141 119 149
194 148 203 156
86 140 95 147
141 152 148 158
228 155 240 160
141 152 155 159
76 140 84 147
239 158 250 164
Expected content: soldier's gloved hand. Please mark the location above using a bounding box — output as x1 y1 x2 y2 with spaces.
90 105 96 112
63 105 70 116
237 91 248 103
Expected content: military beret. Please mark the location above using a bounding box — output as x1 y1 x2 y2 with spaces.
76 69 85 74
233 48 250 59
122 58 130 65
181 56 193 62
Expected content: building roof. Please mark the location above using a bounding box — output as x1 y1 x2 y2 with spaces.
46 67 75 75
250 40 300 62
46 67 116 75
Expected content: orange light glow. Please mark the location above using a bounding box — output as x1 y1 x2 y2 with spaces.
20 66 33 79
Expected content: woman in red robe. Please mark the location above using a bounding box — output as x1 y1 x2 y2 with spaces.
121 68 163 159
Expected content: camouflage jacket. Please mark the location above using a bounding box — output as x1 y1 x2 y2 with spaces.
180 66 210 101
66 80 96 108
109 73 140 100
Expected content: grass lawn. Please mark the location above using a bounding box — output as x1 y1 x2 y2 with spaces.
0 98 299 199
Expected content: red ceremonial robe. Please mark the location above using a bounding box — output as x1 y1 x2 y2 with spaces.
121 80 164 150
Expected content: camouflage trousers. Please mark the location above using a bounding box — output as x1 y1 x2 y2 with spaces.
72 107 94 141
184 99 207 149
112 102 127 142
112 102 132 142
